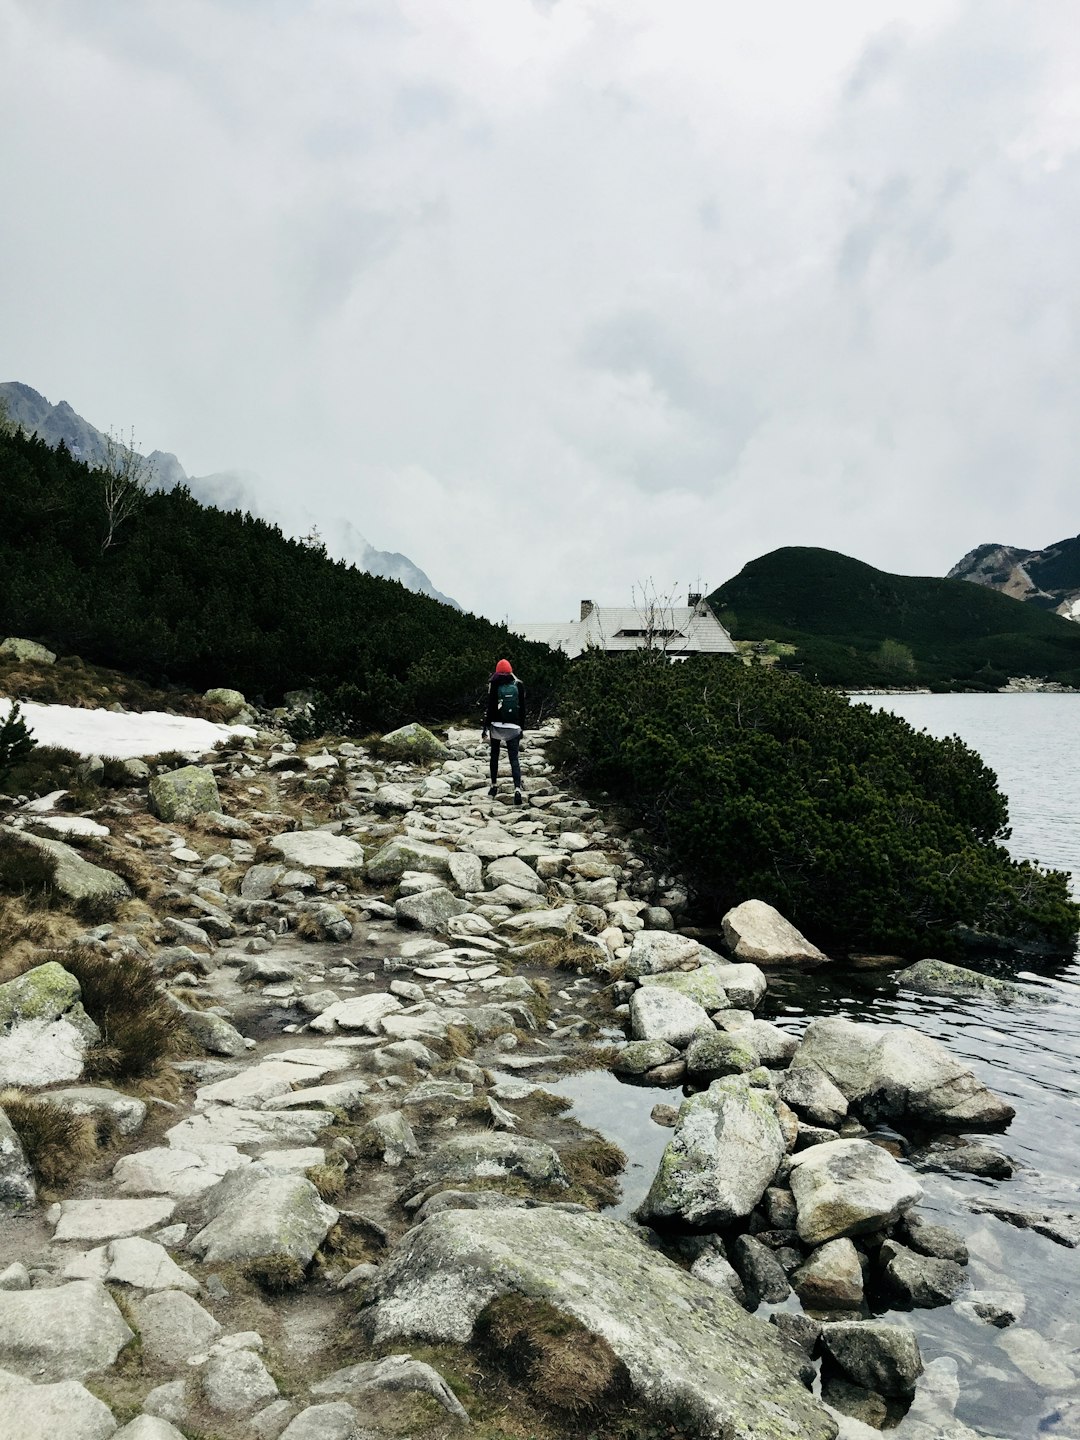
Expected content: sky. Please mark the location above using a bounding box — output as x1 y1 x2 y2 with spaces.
2 0 1079 623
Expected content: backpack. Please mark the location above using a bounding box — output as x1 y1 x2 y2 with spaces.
495 679 521 725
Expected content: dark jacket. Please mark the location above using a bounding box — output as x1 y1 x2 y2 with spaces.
483 675 526 733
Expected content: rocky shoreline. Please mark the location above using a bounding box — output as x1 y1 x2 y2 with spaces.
0 709 1056 1439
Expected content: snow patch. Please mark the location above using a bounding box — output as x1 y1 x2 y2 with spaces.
0 699 255 760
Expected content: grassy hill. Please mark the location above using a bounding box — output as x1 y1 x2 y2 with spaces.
711 547 1080 690
0 426 563 730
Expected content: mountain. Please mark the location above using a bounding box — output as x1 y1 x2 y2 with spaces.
711 546 1080 690
947 538 1080 623
0 382 459 609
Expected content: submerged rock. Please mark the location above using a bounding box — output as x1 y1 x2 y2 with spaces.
896 959 1047 1005
364 1207 837 1439
791 1017 1014 1130
820 1319 923 1397
638 1075 786 1228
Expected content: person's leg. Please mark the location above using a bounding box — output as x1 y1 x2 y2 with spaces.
506 734 522 791
489 739 500 787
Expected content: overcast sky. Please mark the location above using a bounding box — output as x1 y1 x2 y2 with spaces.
2 1 1078 621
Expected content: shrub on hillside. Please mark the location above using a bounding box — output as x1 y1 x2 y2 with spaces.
555 652 1079 958
0 702 36 786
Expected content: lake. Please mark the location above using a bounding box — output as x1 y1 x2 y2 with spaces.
555 693 1080 1439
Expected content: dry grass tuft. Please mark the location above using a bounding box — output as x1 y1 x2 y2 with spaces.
560 1134 627 1210
0 830 60 901
475 1295 629 1417
0 1088 100 1192
244 1255 308 1294
294 911 325 942
0 899 80 982
519 936 608 974
58 945 184 1080
307 1159 348 1203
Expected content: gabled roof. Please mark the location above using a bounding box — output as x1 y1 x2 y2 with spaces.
514 601 736 659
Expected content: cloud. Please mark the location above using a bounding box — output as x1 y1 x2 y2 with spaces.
2 0 1079 623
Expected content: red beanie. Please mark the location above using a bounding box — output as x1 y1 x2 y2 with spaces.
495 659 513 674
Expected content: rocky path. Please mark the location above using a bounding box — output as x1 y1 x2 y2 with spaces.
0 715 1039 1439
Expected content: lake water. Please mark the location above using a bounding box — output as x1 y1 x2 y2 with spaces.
554 693 1080 1439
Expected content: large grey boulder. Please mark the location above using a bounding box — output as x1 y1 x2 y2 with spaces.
788 1139 922 1244
896 959 1045 1005
203 687 247 717
791 1017 1014 1130
0 1280 133 1380
721 900 828 967
0 1105 35 1206
363 1207 836 1439
394 887 469 931
114 1417 188 1439
131 1291 222 1367
0 828 130 904
638 1075 787 1228
485 855 544 893
378 723 448 760
1 1379 117 1439
612 1039 680 1076
268 831 365 872
792 1239 864 1310
637 965 732 1011
168 998 247 1058
625 930 702 978
37 1085 146 1137
0 637 56 664
685 1030 760 1080
148 766 222 824
777 1066 849 1127
629 986 712 1048
366 838 453 885
820 1320 923 1396
201 1347 279 1414
187 1173 337 1264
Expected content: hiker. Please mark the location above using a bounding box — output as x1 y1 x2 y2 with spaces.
482 658 526 804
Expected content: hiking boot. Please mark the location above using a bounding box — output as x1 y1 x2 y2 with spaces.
488 785 497 798
513 788 523 807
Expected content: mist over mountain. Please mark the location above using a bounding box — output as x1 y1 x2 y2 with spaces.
0 382 459 609
948 538 1080 624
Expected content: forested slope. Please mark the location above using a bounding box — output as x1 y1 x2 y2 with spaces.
0 427 563 728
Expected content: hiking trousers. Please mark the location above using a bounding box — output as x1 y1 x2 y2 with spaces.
489 734 522 789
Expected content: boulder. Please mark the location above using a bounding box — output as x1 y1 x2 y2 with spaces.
685 1031 759 1080
0 962 87 1041
115 1418 188 1440
311 993 401 1034
877 1240 966 1308
363 1110 419 1166
629 987 712 1049
267 832 365 872
169 1000 247 1058
148 766 222 824
485 856 544 893
0 828 130 904
113 1145 251 1199
625 930 701 978
395 888 470 931
131 1290 222 1366
0 1279 133 1381
612 1039 680 1077
240 864 285 899
372 784 414 812
363 1207 836 1439
788 1139 922 1244
201 1347 279 1414
378 724 448 760
777 1066 849 1127
791 1017 1014 1130
639 1075 787 1228
637 965 731 1011
820 1319 923 1396
721 900 828 967
1 1379 117 1439
203 688 247 717
731 1233 790 1304
37 1085 146 1137
279 1403 363 1440
409 1133 568 1197
0 637 56 664
792 1239 864 1310
447 852 483 894
64 1237 199 1294
896 959 1044 1005
187 1173 337 1264
0 1106 35 1206
53 1197 177 1243
310 1355 468 1419
366 838 453 885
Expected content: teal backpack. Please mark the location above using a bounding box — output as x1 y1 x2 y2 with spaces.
495 679 521 725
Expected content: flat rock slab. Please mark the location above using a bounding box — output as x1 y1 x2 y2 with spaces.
267 832 366 872
132 1290 222 1367
311 994 402 1035
410 1133 568 1197
365 1208 836 1440
367 838 453 884
165 1107 334 1151
113 1145 252 1198
0 1015 93 1086
721 900 828 967
0 1378 118 1440
0 1279 133 1381
62 1237 199 1294
639 1075 786 1228
53 1197 177 1243
0 826 131 903
789 1139 922 1244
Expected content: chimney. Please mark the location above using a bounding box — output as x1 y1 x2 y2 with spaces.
580 600 595 621
687 591 703 607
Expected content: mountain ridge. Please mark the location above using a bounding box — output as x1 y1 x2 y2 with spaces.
947 537 1080 623
0 381 459 609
